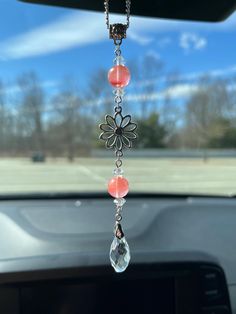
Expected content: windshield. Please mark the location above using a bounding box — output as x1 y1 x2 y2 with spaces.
0 1 236 196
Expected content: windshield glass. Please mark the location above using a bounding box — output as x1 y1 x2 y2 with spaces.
0 1 236 196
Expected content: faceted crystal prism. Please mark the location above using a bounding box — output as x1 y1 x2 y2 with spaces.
113 167 124 176
113 55 125 66
114 197 126 207
113 89 125 97
110 236 131 273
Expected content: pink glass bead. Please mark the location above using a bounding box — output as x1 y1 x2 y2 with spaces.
108 176 129 198
108 65 130 88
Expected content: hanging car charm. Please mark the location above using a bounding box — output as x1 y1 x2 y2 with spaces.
99 0 137 273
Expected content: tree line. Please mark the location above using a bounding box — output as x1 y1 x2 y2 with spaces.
0 55 236 161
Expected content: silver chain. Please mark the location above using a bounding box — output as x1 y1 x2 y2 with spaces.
114 44 123 169
115 150 123 168
126 0 131 28
114 44 121 57
115 206 123 222
104 0 131 30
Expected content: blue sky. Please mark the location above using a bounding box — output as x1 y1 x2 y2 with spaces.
1 0 236 102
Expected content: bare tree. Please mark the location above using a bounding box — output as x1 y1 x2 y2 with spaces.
17 72 45 154
0 80 17 156
161 71 181 145
85 69 111 117
0 80 6 154
130 54 164 118
184 76 231 159
50 77 92 161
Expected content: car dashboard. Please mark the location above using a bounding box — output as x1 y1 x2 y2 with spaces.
0 196 235 313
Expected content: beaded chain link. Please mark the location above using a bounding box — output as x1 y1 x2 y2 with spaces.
99 0 137 273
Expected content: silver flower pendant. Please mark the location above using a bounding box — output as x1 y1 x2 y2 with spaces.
99 112 137 151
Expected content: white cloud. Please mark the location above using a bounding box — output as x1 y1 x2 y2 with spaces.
127 83 199 101
0 11 165 60
128 32 153 45
126 79 236 103
183 65 236 81
158 37 172 48
162 83 199 98
5 80 58 95
0 9 236 60
0 12 106 60
180 32 207 53
146 49 161 60
135 64 236 89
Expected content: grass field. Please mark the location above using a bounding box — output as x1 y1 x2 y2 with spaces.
0 157 235 196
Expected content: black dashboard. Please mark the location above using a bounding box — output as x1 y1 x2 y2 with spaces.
0 262 231 313
0 196 234 313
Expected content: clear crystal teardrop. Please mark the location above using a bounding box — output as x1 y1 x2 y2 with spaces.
109 236 131 273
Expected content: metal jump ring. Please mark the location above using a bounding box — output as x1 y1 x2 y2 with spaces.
115 159 122 168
